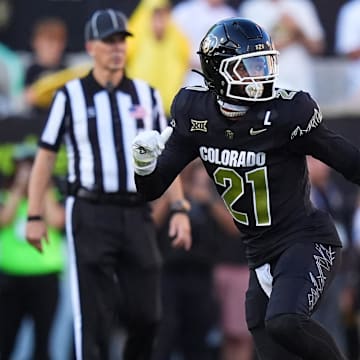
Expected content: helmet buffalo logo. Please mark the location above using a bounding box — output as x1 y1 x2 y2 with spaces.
202 34 218 55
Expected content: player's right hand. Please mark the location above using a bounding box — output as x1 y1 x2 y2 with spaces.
132 127 173 176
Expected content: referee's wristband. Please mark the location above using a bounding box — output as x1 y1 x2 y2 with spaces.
170 208 189 216
169 199 191 216
27 215 43 222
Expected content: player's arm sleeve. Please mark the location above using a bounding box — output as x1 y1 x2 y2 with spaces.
38 89 68 152
290 122 360 185
135 89 198 201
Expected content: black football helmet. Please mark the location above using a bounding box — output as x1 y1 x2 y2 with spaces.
198 18 279 103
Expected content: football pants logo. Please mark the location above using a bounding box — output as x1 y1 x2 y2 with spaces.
308 244 335 312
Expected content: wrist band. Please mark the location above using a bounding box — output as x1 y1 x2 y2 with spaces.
27 215 43 221
170 199 191 213
170 209 189 215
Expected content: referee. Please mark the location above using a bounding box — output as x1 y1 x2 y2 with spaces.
26 8 191 360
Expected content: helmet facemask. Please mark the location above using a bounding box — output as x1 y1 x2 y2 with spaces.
219 50 279 102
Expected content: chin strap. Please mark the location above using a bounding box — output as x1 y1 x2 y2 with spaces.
190 69 215 88
191 68 207 79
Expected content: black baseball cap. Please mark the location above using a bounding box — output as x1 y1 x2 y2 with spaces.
84 9 133 41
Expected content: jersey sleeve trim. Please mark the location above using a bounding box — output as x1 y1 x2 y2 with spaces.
38 141 59 152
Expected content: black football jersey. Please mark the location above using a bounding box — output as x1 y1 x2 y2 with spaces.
136 86 360 268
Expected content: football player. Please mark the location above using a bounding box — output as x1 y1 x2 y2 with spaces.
132 18 355 360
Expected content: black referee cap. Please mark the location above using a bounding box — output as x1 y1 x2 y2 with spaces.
85 9 133 41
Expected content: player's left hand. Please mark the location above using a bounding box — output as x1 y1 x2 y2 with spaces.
169 212 192 251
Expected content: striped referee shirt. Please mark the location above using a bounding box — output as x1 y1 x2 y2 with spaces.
40 71 167 193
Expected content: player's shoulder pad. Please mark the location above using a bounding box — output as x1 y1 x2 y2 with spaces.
172 85 209 109
170 86 210 130
184 85 209 92
175 86 209 101
287 91 323 141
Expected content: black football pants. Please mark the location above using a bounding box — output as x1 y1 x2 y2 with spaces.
246 242 347 360
66 197 162 360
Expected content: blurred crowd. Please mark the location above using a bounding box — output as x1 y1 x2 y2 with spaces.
0 0 360 359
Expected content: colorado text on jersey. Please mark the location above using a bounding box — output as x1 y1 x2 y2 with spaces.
199 147 266 167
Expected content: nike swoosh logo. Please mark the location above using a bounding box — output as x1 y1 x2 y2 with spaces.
249 128 268 136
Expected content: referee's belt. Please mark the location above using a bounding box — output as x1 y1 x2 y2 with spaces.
75 187 144 206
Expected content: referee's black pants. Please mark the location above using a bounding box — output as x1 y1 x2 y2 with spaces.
66 197 162 360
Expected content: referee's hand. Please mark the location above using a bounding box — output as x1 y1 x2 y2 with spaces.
169 212 192 251
26 219 48 253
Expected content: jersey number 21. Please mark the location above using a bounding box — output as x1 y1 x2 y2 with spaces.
213 166 271 226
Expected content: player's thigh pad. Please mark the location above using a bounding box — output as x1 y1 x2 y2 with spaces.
246 242 341 329
266 242 341 321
